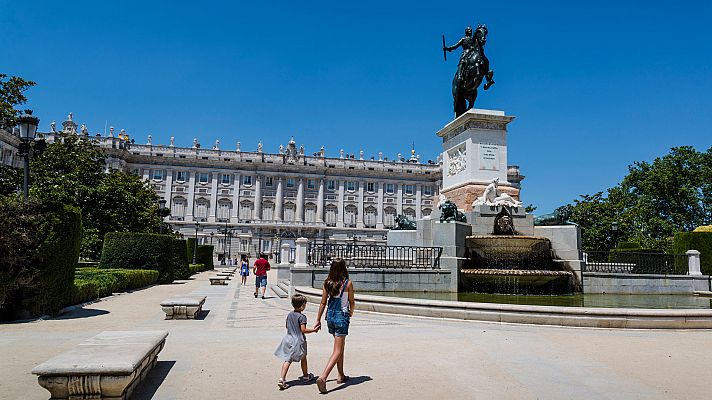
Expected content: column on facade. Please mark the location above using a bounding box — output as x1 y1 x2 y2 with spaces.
396 183 403 215
186 171 196 220
275 177 283 221
357 180 365 228
337 179 345 227
376 182 384 229
231 173 240 221
296 178 304 222
316 179 324 222
164 169 173 203
254 175 262 220
416 184 422 219
209 172 219 222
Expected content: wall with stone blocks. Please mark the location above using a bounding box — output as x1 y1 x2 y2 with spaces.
583 273 711 294
291 267 452 292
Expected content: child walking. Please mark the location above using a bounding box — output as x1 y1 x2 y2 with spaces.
274 294 319 390
239 254 249 285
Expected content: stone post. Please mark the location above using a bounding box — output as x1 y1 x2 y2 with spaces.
687 250 702 276
277 243 291 280
290 237 313 296
295 237 309 267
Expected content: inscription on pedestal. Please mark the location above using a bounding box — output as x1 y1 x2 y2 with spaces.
479 144 499 170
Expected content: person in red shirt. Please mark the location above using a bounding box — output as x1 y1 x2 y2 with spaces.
253 253 271 299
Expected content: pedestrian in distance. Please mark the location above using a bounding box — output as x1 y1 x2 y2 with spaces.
240 254 250 285
274 294 319 390
314 258 354 394
253 253 270 299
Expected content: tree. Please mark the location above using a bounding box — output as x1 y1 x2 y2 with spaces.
0 164 20 196
0 74 36 129
29 131 163 259
557 146 712 251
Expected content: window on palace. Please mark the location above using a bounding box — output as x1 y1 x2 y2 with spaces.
176 171 187 182
404 208 416 220
265 176 273 187
171 197 186 218
240 239 249 252
217 202 231 220
284 203 296 221
384 207 397 228
364 206 377 228
325 205 338 227
386 183 395 194
151 169 163 181
366 182 375 192
287 178 295 188
422 208 432 217
221 174 231 185
195 200 208 219
423 186 433 196
199 173 209 184
405 185 414 195
346 181 356 192
327 180 336 191
239 201 253 219
262 240 271 253
307 179 316 189
242 175 253 186
344 205 357 228
305 204 317 223
217 238 225 252
262 202 274 220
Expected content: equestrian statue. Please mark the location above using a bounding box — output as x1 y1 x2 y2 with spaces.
443 24 495 117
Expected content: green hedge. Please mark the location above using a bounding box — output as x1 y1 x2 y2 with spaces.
0 197 82 320
674 232 712 275
99 232 175 283
170 239 190 280
189 264 205 275
71 268 159 305
186 238 214 270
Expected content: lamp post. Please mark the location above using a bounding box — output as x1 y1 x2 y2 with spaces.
193 222 200 265
611 221 619 249
158 199 167 233
17 110 40 202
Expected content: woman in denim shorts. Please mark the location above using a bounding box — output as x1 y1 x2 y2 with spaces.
314 259 354 394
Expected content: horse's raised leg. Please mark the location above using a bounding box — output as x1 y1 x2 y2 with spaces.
484 71 495 90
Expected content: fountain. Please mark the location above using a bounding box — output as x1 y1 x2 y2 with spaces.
462 207 575 295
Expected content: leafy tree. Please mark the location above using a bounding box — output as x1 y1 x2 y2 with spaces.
29 131 163 259
557 146 712 251
0 74 36 129
0 164 20 196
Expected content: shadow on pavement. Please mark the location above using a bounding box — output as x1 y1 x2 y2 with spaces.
132 360 176 400
327 376 373 393
53 308 110 320
195 309 211 320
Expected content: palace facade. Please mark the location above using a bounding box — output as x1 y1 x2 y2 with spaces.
1 113 524 261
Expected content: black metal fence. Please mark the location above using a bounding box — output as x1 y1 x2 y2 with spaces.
583 251 689 275
308 243 443 269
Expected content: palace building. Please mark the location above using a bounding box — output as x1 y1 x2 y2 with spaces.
0 113 524 260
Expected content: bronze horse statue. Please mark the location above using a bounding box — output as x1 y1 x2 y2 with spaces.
444 25 495 117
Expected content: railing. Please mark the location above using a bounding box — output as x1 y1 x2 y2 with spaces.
308 242 442 269
583 251 689 275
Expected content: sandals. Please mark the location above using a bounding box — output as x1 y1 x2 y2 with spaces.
277 379 289 390
300 373 315 383
337 375 350 384
316 377 327 394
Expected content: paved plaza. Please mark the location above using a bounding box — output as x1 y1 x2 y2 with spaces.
1 270 711 400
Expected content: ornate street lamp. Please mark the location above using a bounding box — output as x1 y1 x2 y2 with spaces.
158 199 168 233
17 110 40 201
193 222 200 265
611 221 619 249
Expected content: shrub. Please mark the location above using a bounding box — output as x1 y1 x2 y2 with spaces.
189 264 205 275
71 268 159 305
99 232 175 283
198 245 214 270
0 197 82 320
170 239 190 280
674 232 712 275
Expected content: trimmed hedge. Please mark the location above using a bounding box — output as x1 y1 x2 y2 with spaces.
189 264 205 275
72 268 159 305
186 238 214 270
0 197 82 320
170 239 190 280
674 232 712 275
100 233 175 283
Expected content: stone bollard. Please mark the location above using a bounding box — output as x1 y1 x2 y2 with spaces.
277 243 291 280
687 250 702 276
295 237 309 267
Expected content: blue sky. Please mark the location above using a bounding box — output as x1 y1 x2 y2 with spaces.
2 1 711 213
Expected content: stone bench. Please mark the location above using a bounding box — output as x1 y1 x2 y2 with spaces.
32 330 168 400
160 296 206 319
209 276 229 285
216 272 233 278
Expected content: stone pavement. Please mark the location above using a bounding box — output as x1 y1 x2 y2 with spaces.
1 270 712 400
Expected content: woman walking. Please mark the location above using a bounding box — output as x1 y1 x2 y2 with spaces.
314 259 354 394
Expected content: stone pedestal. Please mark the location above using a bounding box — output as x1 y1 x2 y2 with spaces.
467 204 534 236
436 109 520 211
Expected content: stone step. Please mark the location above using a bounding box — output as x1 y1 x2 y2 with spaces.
277 280 291 294
270 284 289 299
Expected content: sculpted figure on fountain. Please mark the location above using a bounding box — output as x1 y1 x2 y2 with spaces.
472 177 522 208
